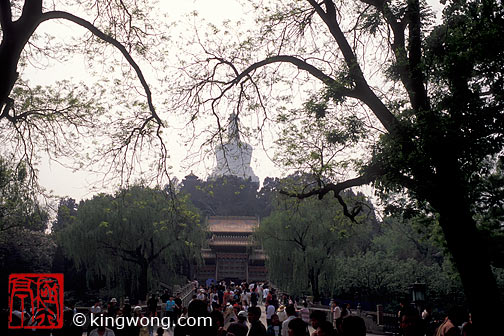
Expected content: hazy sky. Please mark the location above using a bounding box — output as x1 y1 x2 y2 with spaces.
28 0 443 202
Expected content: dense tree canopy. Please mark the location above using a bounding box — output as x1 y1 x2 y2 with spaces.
257 182 378 301
0 155 54 307
59 185 204 299
180 173 261 217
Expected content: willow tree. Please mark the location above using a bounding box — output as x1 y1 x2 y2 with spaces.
256 182 376 301
59 185 204 299
182 0 504 331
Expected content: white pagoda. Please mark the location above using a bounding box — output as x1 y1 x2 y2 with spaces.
210 113 259 183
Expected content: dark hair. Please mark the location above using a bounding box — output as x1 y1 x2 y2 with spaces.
188 299 209 317
447 306 467 326
402 307 420 318
248 306 261 318
310 310 326 322
286 304 296 316
210 310 224 326
341 316 366 336
318 320 335 335
288 318 307 336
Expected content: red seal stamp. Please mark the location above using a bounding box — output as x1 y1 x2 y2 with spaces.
8 273 64 329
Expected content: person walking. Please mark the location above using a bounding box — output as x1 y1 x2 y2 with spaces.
280 305 296 336
266 302 276 327
266 314 282 336
300 302 310 325
228 310 249 336
286 318 307 336
331 301 341 329
247 306 266 336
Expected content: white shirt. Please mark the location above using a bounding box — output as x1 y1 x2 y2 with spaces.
277 310 287 322
281 316 295 336
332 306 341 320
263 288 269 299
266 304 276 319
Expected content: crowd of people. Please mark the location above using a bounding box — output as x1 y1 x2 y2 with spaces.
396 302 473 336
159 280 367 336
4 279 475 336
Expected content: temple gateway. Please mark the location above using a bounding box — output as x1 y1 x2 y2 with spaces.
196 216 267 282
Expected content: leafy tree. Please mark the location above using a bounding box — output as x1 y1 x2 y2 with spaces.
0 155 54 307
0 155 47 233
184 0 504 328
51 197 91 297
180 173 260 216
257 184 377 301
256 177 283 218
59 185 204 299
52 197 77 233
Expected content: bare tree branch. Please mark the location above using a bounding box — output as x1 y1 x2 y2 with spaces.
39 10 163 127
233 55 358 98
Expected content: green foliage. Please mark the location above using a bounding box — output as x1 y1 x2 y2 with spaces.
58 185 204 298
0 156 48 233
257 182 377 299
0 155 54 307
180 174 261 216
258 176 473 308
275 107 368 182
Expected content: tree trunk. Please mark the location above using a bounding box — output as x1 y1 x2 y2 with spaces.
432 165 503 333
1 1 43 113
138 259 149 302
308 267 320 303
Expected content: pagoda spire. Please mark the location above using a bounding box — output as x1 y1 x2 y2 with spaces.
228 112 240 141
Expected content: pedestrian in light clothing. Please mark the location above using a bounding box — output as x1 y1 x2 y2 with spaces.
300 302 310 325
331 301 341 329
281 305 296 336
266 302 276 327
227 310 248 336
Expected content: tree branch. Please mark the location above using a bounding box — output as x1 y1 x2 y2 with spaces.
100 239 143 264
280 163 382 200
362 0 429 112
233 55 358 98
406 0 429 111
306 0 400 135
39 10 163 126
0 0 12 32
